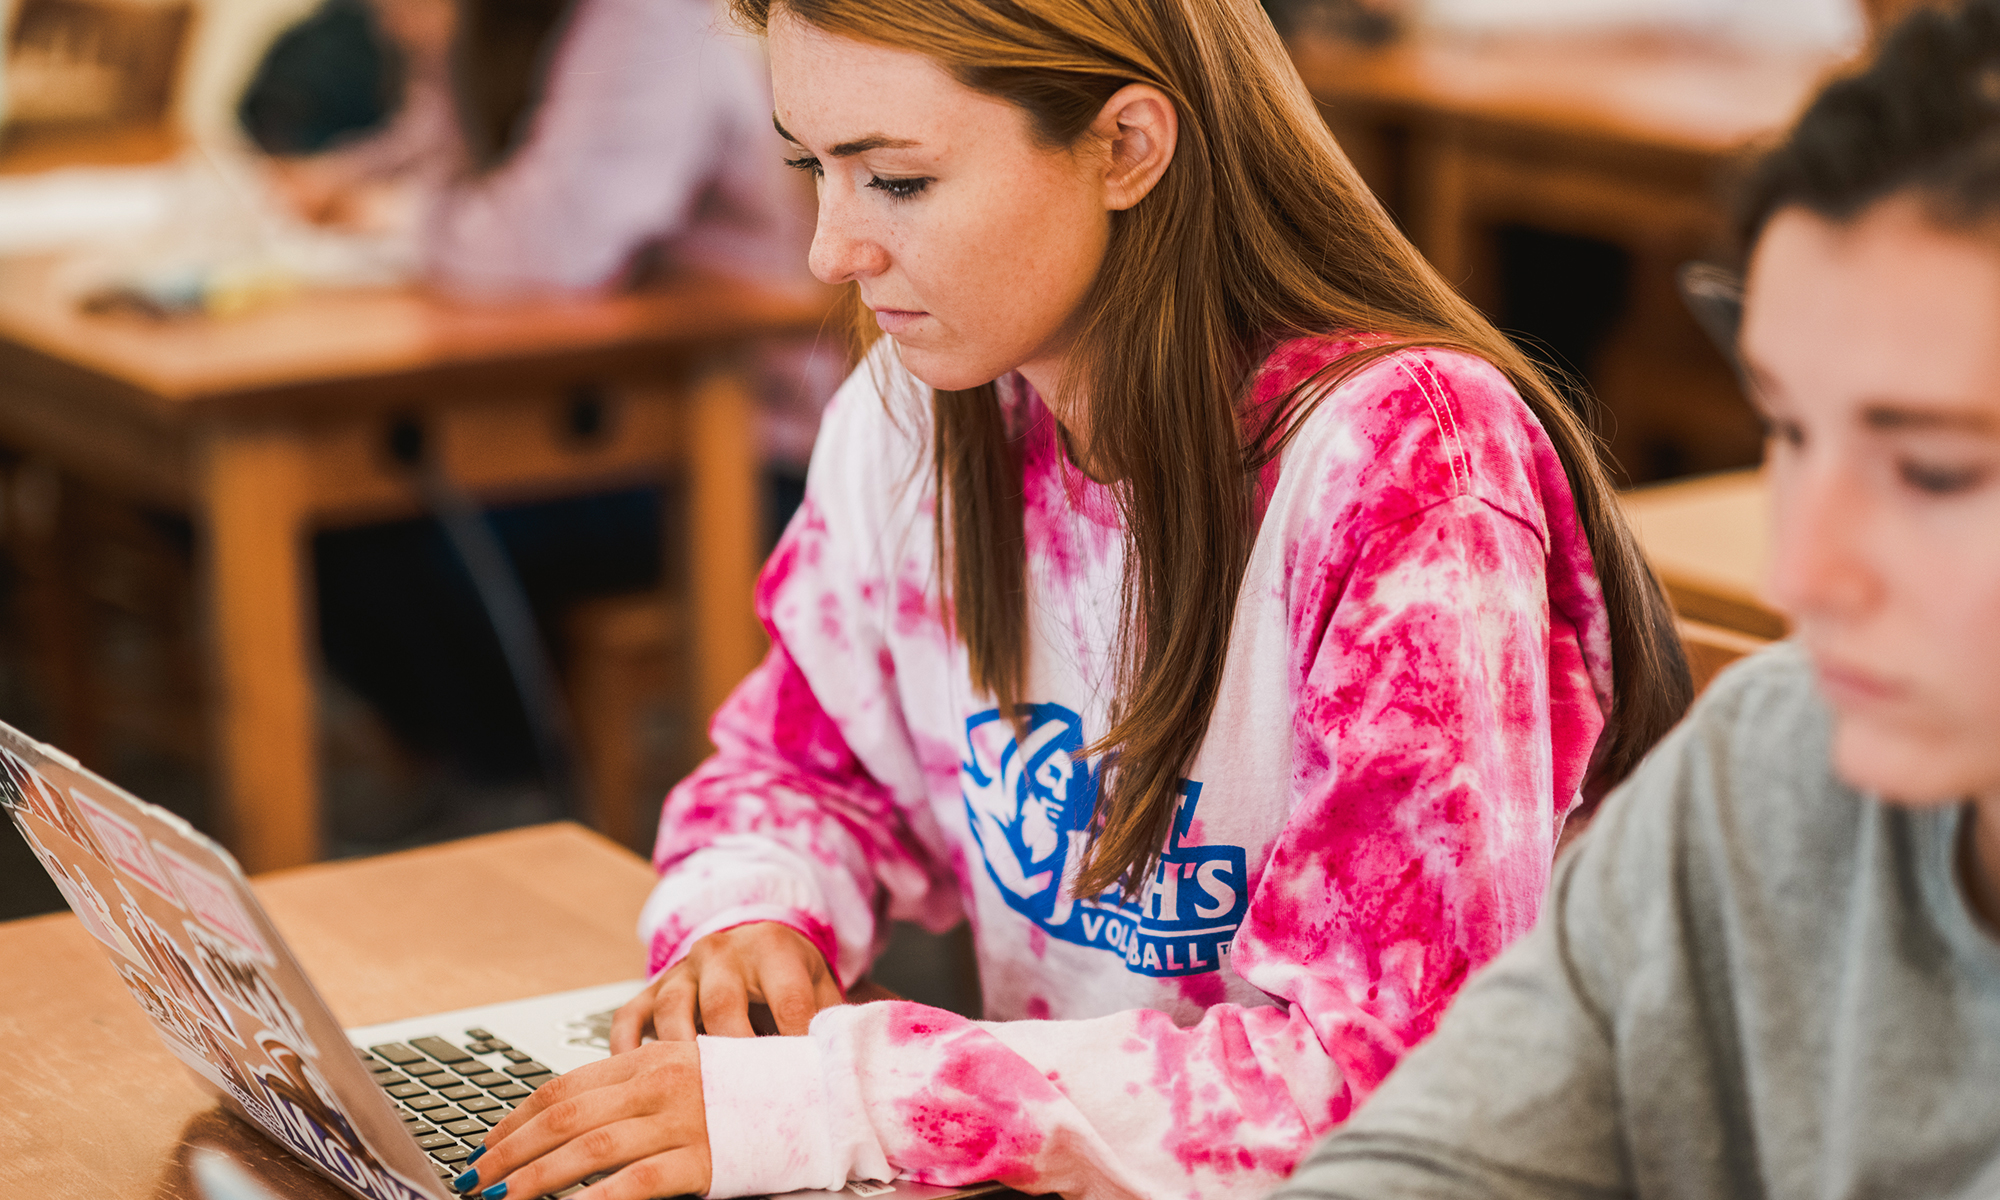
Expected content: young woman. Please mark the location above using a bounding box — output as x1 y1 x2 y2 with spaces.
1272 3 2000 1196
455 1 1686 1197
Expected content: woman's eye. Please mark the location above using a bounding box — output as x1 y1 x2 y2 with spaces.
782 154 823 178
867 175 932 200
1897 459 1990 495
1758 415 1806 450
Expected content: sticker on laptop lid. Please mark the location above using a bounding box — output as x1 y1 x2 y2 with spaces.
12 812 145 963
71 789 181 907
117 883 235 1036
248 1027 434 1200
157 842 272 964
0 749 104 863
185 922 310 1048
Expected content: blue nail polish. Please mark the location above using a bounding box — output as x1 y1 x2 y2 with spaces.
467 1146 486 1165
451 1169 479 1193
479 1184 508 1200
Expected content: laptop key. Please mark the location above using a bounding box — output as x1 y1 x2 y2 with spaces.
443 1118 486 1136
439 1084 482 1101
373 1072 410 1087
405 1095 449 1112
386 1082 430 1099
407 1060 450 1077
465 1027 496 1040
502 1050 532 1063
505 1062 551 1077
476 1110 508 1127
488 1083 532 1100
428 1107 469 1124
431 1144 474 1164
482 1039 513 1052
404 1121 437 1136
410 1036 475 1064
370 1043 427 1065
459 1096 502 1113
518 1074 555 1090
416 1133 459 1150
468 1072 511 1088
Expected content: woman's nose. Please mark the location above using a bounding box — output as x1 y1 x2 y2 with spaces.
1766 456 1884 626
808 190 890 285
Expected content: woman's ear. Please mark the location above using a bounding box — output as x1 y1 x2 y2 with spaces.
1093 83 1178 212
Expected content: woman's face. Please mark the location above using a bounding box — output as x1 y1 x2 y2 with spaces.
766 12 1158 395
1742 195 2000 806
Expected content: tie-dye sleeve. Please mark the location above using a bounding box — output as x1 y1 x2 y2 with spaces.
636 495 963 990
1228 492 1582 1109
692 492 1591 1200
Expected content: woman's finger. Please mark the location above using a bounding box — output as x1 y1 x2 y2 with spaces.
609 985 658 1054
584 1144 713 1200
696 958 758 1038
480 1051 647 1148
754 953 824 1037
469 1048 699 1194
483 1113 700 1200
651 972 702 1042
814 969 846 1014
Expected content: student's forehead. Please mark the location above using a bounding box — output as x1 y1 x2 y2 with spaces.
768 17 977 134
1742 204 2000 422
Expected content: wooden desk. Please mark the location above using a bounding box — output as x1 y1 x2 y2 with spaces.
0 823 656 1199
0 257 830 871
1292 33 1842 480
1618 468 1784 639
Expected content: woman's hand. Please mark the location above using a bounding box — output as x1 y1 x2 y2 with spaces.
454 1040 708 1199
611 921 844 1050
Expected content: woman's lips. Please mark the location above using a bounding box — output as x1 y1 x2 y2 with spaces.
871 308 926 335
1815 657 1907 708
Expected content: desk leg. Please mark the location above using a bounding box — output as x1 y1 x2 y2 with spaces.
198 427 319 872
685 364 766 745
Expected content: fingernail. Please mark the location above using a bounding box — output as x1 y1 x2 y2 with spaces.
479 1185 508 1200
450 1169 479 1193
467 1146 486 1165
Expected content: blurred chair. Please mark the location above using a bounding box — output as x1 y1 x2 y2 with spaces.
4 0 192 131
1678 618 1771 698
564 591 691 852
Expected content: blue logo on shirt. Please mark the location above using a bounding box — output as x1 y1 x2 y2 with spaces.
961 703 1247 977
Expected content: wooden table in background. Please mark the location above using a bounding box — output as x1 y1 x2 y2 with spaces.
0 257 831 872
0 823 656 1199
1619 468 1784 640
1292 33 1840 480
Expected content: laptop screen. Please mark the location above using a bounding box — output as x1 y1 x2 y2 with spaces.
0 735 439 1200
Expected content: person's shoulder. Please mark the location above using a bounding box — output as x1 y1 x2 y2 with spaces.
1256 334 1553 537
1583 641 1867 905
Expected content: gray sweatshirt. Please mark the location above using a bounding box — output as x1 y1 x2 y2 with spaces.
1273 641 2000 1200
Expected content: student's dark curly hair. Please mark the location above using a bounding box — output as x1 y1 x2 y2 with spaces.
1739 0 2000 249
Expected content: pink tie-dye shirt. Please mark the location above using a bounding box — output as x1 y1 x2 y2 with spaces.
640 335 1613 1200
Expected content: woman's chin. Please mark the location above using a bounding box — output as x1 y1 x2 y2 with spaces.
892 343 1006 394
1830 716 1994 807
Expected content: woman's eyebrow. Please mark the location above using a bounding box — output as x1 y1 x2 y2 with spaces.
1861 403 2000 436
770 115 919 157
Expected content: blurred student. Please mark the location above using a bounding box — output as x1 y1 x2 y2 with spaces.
241 0 829 803
1273 5 2000 1196
258 0 825 466
439 0 1694 1197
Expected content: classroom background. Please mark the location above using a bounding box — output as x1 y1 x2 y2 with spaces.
0 0 1916 1007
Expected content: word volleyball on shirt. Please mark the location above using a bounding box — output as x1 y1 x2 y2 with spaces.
963 701 1249 978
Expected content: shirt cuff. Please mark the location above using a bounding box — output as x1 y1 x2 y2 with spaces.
699 1014 889 1197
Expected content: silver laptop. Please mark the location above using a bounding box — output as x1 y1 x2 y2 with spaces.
0 719 993 1200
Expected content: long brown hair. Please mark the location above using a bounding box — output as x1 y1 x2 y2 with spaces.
736 0 1690 897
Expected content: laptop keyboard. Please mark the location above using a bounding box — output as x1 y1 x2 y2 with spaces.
359 1026 612 1199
